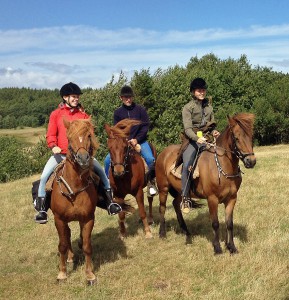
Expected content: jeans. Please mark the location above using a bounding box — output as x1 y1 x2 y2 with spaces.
104 141 155 177
181 141 200 197
38 155 110 198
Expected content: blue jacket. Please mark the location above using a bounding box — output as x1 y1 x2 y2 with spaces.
114 102 149 144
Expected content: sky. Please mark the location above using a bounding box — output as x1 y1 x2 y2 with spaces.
1 0 289 89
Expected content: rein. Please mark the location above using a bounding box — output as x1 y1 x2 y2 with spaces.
55 144 93 201
206 123 254 183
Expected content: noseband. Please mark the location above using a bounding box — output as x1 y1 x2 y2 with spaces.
68 144 93 167
109 138 131 173
229 126 254 161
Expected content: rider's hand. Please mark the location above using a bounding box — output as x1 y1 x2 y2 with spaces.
52 146 62 154
212 130 220 138
197 137 207 144
128 138 138 147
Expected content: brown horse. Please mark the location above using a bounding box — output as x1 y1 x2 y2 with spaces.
50 118 99 284
104 119 157 239
156 113 256 254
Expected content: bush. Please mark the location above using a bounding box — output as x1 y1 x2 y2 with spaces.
0 137 35 182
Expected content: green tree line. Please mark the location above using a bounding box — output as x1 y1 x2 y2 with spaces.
1 54 289 181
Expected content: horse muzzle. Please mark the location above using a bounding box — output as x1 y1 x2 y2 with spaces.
75 152 91 169
243 155 256 168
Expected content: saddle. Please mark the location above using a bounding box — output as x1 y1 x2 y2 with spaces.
175 121 216 169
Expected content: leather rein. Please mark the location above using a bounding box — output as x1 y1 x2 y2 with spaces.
55 144 94 201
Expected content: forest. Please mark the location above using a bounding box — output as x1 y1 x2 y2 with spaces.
0 54 289 181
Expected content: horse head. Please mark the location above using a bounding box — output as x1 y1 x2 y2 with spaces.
64 117 99 170
105 119 141 177
227 113 256 168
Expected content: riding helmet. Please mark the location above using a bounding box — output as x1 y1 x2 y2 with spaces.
190 78 207 92
120 85 134 97
60 82 83 97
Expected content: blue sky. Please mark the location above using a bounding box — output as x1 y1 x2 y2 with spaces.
1 0 289 89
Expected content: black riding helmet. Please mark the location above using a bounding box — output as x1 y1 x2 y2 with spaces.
60 82 83 97
190 78 207 92
120 85 134 97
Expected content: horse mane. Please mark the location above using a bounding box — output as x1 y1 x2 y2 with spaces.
231 113 255 137
109 119 142 138
66 118 99 153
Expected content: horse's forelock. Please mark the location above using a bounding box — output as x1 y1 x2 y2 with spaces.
67 119 99 151
233 113 255 137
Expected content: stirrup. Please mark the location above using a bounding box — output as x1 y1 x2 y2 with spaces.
107 202 122 215
180 197 193 214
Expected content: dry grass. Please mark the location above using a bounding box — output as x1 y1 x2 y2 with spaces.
0 145 289 300
0 127 46 145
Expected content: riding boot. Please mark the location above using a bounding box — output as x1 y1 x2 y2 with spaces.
147 163 158 196
34 197 48 224
104 188 122 215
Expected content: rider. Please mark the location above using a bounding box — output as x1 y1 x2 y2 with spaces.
34 82 122 224
181 78 219 212
104 85 157 196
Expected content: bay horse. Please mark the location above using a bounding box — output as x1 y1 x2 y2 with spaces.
104 119 157 239
156 113 256 254
50 118 99 284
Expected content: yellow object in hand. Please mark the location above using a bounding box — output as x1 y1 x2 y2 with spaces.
197 131 203 138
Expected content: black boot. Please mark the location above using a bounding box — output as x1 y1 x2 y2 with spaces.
147 164 158 196
34 197 48 224
104 188 122 215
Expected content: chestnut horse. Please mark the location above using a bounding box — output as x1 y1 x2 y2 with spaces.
156 113 256 254
104 119 157 239
50 118 99 284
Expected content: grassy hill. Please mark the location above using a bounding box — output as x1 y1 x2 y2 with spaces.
0 145 288 299
0 127 46 145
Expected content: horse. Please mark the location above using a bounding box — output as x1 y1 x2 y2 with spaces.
155 113 256 254
50 118 99 284
104 118 157 239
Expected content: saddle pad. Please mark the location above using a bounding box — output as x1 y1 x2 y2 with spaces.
170 162 200 179
45 161 65 192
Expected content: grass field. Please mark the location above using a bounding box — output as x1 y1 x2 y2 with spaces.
0 144 288 300
0 127 46 145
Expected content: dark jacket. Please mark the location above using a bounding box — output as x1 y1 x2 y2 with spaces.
113 102 149 143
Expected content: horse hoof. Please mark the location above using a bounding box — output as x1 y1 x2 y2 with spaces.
145 232 153 239
57 278 67 284
87 279 96 286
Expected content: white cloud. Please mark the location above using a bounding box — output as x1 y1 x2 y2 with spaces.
0 24 289 89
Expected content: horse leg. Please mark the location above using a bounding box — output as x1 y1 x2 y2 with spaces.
80 219 96 284
118 210 127 240
172 195 190 236
136 189 152 239
147 195 154 225
224 197 238 254
207 197 222 254
158 189 168 238
54 217 71 281
66 226 74 263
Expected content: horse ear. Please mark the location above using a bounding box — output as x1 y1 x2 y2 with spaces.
104 124 111 136
63 117 70 129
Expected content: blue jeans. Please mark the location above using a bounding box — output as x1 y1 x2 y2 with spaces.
38 155 110 198
104 141 155 177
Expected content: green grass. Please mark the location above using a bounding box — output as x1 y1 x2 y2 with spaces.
0 127 46 145
0 145 289 299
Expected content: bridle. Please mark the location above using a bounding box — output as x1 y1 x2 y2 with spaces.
108 137 132 174
67 144 93 169
229 125 255 161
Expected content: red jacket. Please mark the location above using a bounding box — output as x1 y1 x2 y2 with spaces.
46 103 89 154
